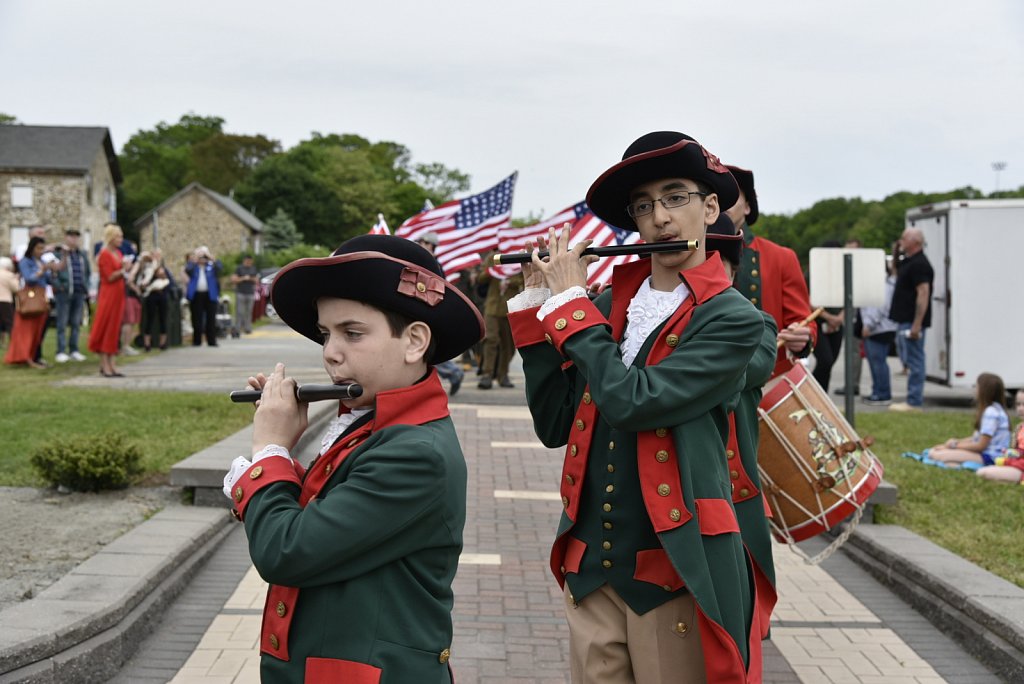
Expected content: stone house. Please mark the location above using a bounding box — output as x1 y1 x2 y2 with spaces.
134 182 263 271
0 125 121 256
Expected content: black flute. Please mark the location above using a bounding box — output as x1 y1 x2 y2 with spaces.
493 240 699 265
230 383 363 403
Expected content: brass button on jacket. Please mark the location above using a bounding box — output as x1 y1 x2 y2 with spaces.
655 449 669 463
276 601 287 618
669 508 681 522
576 419 586 431
602 559 613 568
665 334 679 347
655 427 668 438
554 318 568 330
439 648 451 664
269 633 280 650
233 486 244 503
657 483 671 497
572 309 586 321
249 465 263 479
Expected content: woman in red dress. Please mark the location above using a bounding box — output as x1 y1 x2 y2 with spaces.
3 237 52 369
88 224 128 377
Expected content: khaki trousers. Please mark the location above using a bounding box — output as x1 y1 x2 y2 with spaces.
564 585 706 684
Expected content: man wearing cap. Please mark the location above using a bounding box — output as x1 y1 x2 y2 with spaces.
726 166 815 377
52 229 92 362
222 234 484 682
508 132 765 682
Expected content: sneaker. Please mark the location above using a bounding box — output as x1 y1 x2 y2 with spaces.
55 352 70 363
863 395 892 406
478 376 493 390
889 402 923 413
121 346 140 356
70 351 87 362
499 377 515 388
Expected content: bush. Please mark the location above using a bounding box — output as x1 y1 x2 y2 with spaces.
30 434 143 492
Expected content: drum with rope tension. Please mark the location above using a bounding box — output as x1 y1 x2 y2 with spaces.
757 362 884 545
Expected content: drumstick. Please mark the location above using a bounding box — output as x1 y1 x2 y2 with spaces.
776 307 825 349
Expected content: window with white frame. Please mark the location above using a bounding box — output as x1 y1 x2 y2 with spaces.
11 186 33 208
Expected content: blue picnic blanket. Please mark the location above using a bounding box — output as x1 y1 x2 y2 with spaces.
901 449 982 471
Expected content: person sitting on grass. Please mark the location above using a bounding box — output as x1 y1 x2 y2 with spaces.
929 372 1010 467
977 388 1024 484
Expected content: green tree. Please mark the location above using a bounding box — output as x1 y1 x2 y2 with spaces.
235 133 468 247
0 113 17 124
117 114 281 237
261 208 304 251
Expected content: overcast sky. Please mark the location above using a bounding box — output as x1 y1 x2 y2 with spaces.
2 1 1022 222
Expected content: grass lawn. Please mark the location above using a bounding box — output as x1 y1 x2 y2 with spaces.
858 411 1024 588
0 333 253 487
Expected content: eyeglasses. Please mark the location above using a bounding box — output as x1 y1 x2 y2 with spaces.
625 190 708 218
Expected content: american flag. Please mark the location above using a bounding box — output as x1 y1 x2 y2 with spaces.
490 201 641 287
368 213 390 235
395 173 517 279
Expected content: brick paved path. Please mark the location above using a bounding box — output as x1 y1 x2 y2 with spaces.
112 401 1001 683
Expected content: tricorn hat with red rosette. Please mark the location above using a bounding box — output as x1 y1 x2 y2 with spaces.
270 234 484 364
725 165 758 226
586 131 739 231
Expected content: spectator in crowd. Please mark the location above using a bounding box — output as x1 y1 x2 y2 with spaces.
231 254 259 335
89 224 129 377
0 257 19 347
185 246 223 347
889 227 933 412
4 236 52 368
456 262 484 370
860 256 899 405
477 267 523 389
929 373 1010 467
136 249 174 351
52 228 92 363
413 232 465 395
726 165 815 378
977 389 1024 484
14 225 61 365
119 240 143 356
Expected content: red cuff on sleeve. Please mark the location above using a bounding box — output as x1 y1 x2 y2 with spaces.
541 298 608 355
231 457 302 520
509 307 548 348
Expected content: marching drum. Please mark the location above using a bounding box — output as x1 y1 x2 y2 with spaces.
757 363 884 544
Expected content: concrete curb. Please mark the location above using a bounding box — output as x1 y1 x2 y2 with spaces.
841 524 1024 682
0 403 336 684
0 507 232 683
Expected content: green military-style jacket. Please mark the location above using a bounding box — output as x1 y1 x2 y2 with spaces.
509 253 764 683
231 373 465 684
729 310 779 639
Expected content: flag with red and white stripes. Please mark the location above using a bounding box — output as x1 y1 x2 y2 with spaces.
490 201 641 287
395 173 517 279
368 213 390 235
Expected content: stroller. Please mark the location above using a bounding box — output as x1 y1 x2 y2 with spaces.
216 295 235 339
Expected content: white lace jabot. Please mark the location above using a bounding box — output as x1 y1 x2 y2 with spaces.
320 408 372 455
621 278 689 366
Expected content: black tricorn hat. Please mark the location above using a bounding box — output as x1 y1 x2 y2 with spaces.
270 234 484 364
586 131 739 232
725 165 758 226
704 214 743 267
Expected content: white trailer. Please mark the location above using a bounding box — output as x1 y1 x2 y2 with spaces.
906 199 1024 389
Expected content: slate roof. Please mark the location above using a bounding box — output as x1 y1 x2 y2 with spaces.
0 125 122 182
133 182 262 232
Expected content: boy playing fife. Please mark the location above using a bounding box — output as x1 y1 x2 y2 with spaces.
223 235 484 683
508 132 766 682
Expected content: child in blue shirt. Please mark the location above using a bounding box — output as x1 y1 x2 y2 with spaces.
930 373 1010 466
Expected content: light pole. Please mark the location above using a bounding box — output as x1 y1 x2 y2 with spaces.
992 161 1007 193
